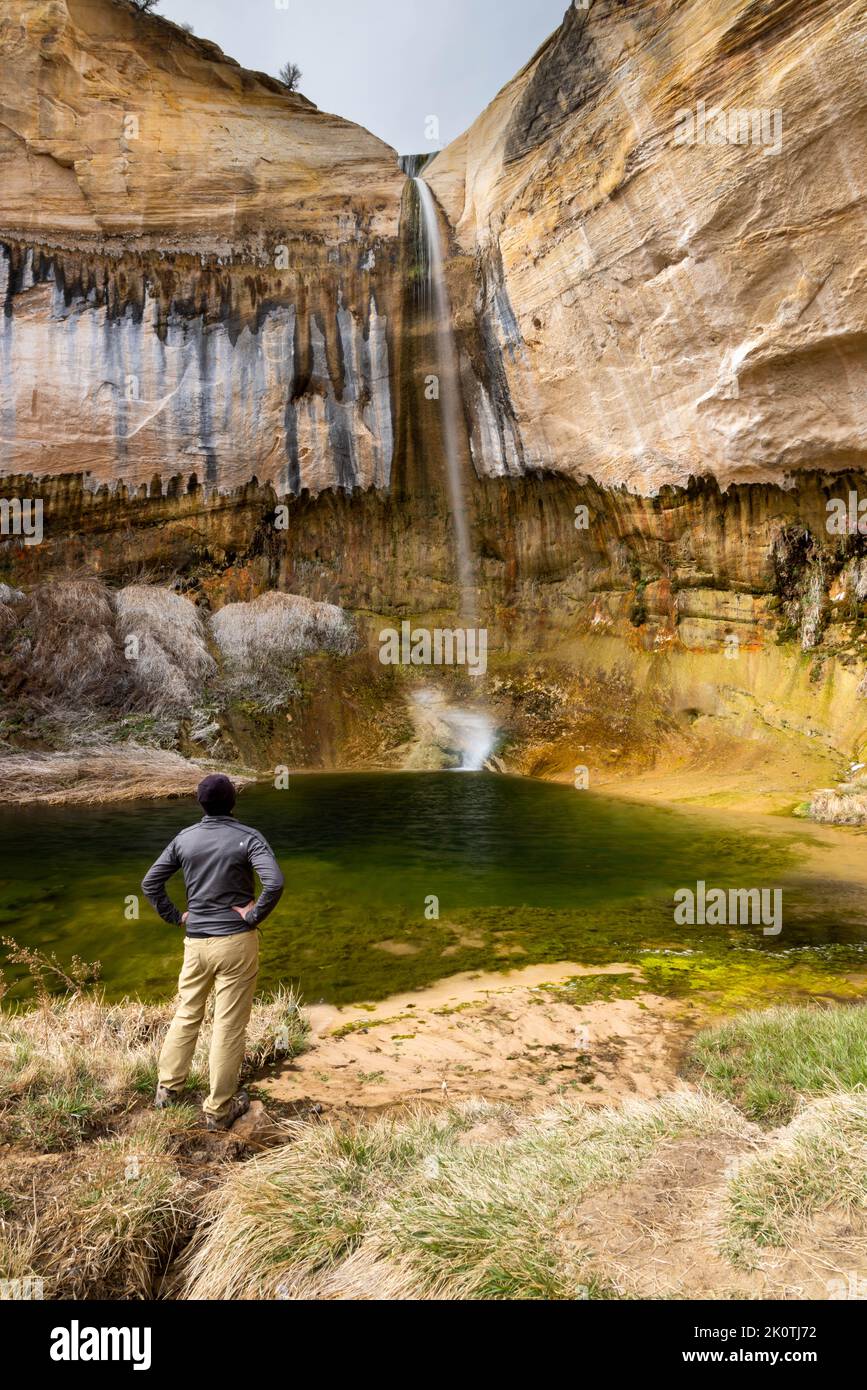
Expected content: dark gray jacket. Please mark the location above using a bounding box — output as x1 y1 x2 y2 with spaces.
142 815 285 936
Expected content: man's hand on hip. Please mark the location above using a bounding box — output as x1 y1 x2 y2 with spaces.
233 901 256 921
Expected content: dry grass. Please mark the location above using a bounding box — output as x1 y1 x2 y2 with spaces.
114 585 215 714
0 745 208 805
10 579 128 709
0 1224 40 1284
724 1093 867 1264
0 985 311 1297
0 985 309 1150
0 584 23 640
179 1091 746 1300
1 577 218 724
0 1109 200 1299
1 991 864 1300
808 785 867 825
1 577 359 772
211 592 356 711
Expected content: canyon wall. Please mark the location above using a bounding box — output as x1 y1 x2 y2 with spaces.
3 0 867 778
0 0 405 493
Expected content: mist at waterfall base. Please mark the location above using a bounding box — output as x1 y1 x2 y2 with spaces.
411 687 496 770
437 705 495 772
3 775 862 1006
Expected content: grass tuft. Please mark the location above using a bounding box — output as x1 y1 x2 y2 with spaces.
0 987 308 1150
180 1091 746 1301
687 1003 867 1123
724 1093 867 1262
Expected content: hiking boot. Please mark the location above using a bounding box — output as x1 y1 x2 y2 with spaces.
205 1090 250 1131
154 1084 182 1111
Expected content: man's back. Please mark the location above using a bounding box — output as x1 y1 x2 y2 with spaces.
142 813 284 936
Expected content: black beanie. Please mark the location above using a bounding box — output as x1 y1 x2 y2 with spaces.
197 773 237 816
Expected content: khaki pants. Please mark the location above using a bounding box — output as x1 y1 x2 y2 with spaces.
158 930 259 1120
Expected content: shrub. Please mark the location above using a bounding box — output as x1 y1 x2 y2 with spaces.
211 591 355 711
17 579 127 707
279 63 302 92
114 585 215 714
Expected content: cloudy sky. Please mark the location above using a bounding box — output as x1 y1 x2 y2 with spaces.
157 0 568 155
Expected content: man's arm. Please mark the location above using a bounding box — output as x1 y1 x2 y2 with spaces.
141 840 184 925
242 834 285 927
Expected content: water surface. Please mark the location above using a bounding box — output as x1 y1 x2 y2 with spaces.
1 773 864 1004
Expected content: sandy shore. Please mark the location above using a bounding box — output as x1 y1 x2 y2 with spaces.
261 960 697 1115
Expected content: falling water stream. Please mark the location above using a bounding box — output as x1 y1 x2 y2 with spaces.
414 175 477 620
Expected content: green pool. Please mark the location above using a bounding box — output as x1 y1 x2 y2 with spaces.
1 773 865 1005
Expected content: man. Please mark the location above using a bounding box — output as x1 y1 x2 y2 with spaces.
142 773 284 1129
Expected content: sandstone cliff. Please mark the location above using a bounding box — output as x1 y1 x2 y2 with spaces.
0 0 405 492
426 0 867 492
1 0 402 250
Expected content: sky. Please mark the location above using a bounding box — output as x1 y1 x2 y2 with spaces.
157 0 568 155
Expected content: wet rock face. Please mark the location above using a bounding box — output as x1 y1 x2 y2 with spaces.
0 241 396 494
5 468 867 672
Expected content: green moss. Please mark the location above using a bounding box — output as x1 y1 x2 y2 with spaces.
535 973 643 1005
638 950 863 1012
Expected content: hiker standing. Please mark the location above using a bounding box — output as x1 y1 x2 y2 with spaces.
141 774 284 1129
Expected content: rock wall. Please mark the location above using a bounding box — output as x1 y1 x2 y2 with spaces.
0 0 405 494
426 0 867 492
0 242 397 493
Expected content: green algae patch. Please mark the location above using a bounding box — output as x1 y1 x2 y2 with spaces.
534 973 644 1006
329 1012 418 1039
638 949 865 1013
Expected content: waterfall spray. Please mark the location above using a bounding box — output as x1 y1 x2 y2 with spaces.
413 176 477 620
410 687 496 771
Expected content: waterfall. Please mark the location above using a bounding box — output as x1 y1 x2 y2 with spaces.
397 153 431 178
410 687 496 771
413 175 477 620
